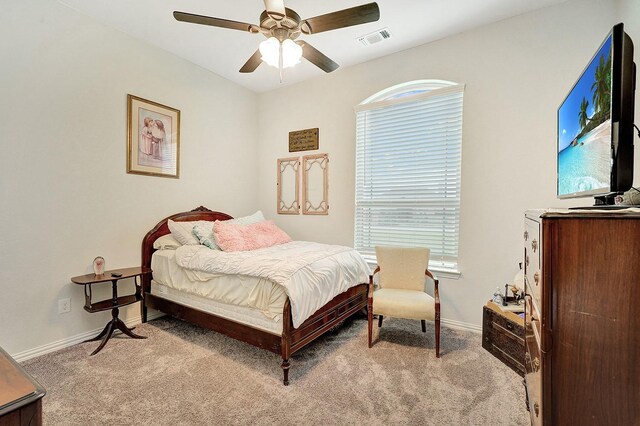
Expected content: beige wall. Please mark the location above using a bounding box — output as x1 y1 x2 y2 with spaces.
257 0 628 328
0 0 259 355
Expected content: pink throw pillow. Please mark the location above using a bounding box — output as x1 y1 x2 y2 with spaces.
213 220 292 252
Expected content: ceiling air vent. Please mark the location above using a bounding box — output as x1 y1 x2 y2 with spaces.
357 28 391 46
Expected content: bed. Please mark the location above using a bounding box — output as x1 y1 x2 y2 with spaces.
141 206 369 385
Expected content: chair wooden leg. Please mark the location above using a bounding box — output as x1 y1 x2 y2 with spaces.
435 316 441 358
368 304 373 348
421 320 426 333
378 315 383 328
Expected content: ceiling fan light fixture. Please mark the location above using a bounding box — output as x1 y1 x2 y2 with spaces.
175 2 381 76
259 37 302 69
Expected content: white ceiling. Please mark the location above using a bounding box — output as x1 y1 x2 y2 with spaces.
58 0 566 93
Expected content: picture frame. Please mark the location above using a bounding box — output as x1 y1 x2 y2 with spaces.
127 94 180 178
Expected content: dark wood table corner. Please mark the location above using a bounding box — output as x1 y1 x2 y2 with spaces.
0 346 46 426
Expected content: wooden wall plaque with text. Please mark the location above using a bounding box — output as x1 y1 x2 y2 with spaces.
289 128 319 152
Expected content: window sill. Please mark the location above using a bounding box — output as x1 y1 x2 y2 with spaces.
364 260 461 280
429 267 461 280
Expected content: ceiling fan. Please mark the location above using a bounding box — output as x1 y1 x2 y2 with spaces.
173 1 380 74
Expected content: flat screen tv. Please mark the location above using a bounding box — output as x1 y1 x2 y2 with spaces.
557 23 636 205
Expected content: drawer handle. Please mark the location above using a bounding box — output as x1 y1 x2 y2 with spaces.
531 239 538 253
534 271 540 286
533 356 540 372
505 322 514 331
534 402 540 417
524 230 529 241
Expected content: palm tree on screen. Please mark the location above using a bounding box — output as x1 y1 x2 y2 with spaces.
578 97 589 129
591 54 612 115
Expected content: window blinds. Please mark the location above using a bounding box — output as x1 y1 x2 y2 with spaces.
355 83 464 272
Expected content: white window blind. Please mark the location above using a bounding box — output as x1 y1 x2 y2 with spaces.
354 81 464 274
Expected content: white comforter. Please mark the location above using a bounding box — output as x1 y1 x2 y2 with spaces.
175 241 370 328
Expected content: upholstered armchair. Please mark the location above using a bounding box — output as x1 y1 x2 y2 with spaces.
367 246 440 357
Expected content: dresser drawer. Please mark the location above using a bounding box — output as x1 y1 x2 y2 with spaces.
482 305 525 377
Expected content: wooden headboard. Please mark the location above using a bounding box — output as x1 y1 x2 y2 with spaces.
140 206 233 293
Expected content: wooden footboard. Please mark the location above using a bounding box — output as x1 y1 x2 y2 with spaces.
280 283 368 385
141 206 369 385
286 284 368 354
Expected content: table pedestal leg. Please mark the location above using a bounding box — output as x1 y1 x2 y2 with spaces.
87 307 146 356
115 316 146 339
89 321 115 356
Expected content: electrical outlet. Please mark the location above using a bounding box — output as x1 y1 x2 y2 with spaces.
58 298 71 314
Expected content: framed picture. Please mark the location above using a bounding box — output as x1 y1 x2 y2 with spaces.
127 94 180 178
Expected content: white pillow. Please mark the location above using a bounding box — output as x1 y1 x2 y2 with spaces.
168 219 212 245
227 210 265 226
153 234 182 250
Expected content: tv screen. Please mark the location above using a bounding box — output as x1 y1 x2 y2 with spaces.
557 34 613 197
557 23 635 202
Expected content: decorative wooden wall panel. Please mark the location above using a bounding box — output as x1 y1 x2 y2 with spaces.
302 153 328 215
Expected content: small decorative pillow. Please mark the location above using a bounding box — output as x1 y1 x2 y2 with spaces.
153 234 182 250
192 223 219 250
213 220 292 252
168 219 212 246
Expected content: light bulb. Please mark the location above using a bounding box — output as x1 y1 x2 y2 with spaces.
259 37 280 68
281 39 302 68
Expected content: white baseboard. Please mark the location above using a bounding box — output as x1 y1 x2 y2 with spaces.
12 311 165 363
441 317 482 334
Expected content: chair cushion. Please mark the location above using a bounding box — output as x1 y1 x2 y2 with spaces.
375 246 430 291
373 288 435 320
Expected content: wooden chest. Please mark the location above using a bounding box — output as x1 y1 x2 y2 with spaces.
482 302 525 377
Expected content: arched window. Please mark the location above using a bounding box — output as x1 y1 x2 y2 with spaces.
354 80 464 275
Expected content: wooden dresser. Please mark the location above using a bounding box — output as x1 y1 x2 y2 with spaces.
0 347 45 426
523 210 640 425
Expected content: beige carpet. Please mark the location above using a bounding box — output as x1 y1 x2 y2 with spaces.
22 316 528 425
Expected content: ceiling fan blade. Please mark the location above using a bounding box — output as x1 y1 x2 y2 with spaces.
173 11 257 32
239 49 263 73
298 42 339 73
301 2 380 35
264 0 286 20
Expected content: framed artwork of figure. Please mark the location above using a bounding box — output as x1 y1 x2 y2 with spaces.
127 94 180 178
